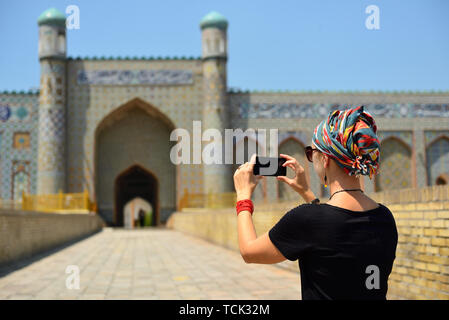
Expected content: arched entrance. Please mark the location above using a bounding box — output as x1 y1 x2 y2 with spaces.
426 137 449 186
375 137 412 191
124 197 153 228
94 98 177 226
115 165 158 227
436 173 449 185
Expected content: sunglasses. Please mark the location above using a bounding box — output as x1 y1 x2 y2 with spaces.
305 146 320 162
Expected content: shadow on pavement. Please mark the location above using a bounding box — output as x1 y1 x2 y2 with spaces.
0 229 103 278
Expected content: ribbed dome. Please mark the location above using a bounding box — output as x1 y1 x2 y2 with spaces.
37 8 66 27
200 11 228 30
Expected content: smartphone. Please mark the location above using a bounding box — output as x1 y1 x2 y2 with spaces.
253 156 287 176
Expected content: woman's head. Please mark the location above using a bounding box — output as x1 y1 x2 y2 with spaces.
309 105 380 185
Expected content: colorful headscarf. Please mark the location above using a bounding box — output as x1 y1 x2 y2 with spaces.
312 105 380 179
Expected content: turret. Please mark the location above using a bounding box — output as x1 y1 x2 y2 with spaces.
200 11 228 60
38 8 66 60
200 11 232 194
36 8 67 194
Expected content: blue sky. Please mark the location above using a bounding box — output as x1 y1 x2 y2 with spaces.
0 0 448 92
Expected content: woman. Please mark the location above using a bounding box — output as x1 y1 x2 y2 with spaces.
233 105 398 300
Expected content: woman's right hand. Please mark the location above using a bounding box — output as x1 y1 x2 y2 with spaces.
277 153 312 196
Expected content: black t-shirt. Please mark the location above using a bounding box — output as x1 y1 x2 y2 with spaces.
268 202 398 300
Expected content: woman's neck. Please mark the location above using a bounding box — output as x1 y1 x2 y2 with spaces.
328 176 364 197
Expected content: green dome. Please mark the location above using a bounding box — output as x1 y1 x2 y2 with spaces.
200 11 228 30
37 8 66 27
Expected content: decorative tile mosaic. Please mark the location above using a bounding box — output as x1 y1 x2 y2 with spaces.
12 160 30 200
236 102 449 119
0 93 38 199
38 108 65 143
424 130 449 146
0 103 33 122
77 70 193 85
37 59 66 194
13 132 30 149
378 131 413 149
0 105 11 121
376 138 412 191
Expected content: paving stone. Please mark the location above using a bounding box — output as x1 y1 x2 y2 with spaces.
0 229 301 300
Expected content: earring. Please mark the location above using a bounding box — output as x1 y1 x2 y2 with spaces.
324 173 327 188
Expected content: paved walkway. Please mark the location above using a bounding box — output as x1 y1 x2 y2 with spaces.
0 228 301 300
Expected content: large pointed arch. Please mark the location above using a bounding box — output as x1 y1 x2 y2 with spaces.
93 97 177 225
375 136 412 192
426 136 449 186
94 97 176 139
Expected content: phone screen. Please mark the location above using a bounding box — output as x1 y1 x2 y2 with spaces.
253 156 287 176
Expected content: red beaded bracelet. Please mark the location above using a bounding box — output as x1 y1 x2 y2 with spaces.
236 199 254 216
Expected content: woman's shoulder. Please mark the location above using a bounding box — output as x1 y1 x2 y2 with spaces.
291 201 391 217
286 203 324 219
325 195 380 211
281 202 396 234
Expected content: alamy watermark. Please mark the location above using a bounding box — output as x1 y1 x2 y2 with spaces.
365 264 380 290
66 5 80 30
169 121 280 173
365 5 380 30
65 265 80 290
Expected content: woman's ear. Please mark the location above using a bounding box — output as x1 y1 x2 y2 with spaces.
323 153 330 169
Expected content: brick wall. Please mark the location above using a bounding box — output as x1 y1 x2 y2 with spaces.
384 201 449 299
0 210 104 267
167 185 449 300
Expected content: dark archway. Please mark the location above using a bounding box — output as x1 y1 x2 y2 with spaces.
114 165 159 227
436 173 449 185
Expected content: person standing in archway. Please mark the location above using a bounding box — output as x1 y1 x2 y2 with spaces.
138 209 145 227
233 105 398 300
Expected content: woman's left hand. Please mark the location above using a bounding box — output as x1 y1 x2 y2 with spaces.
233 154 263 200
